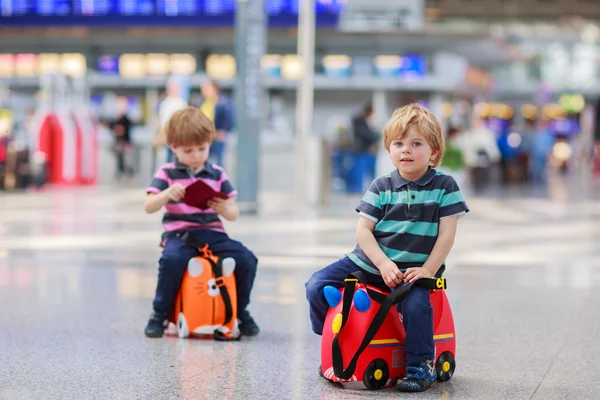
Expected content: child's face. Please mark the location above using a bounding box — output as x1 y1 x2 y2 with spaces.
172 142 210 170
387 126 438 181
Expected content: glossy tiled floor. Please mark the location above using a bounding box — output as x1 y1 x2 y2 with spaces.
1 172 600 400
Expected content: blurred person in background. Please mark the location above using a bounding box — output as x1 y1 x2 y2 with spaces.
347 102 380 194
592 140 600 178
156 77 188 164
529 118 555 184
496 120 520 184
516 118 536 182
0 120 16 191
110 96 134 182
199 80 234 167
460 118 501 192
439 125 465 186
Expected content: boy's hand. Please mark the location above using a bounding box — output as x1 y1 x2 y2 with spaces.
207 197 230 215
166 183 186 202
404 267 433 283
378 259 404 288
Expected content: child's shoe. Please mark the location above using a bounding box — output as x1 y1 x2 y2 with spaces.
396 361 436 392
144 312 169 338
238 310 260 336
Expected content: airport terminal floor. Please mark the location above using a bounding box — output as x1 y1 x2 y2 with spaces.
1 172 600 400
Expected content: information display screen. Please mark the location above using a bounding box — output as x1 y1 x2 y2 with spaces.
0 0 344 26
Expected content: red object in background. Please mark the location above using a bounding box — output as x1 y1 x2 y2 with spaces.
36 110 98 185
37 112 62 184
320 282 456 390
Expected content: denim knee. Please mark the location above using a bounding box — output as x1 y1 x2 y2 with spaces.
305 273 323 303
235 248 258 273
402 288 432 318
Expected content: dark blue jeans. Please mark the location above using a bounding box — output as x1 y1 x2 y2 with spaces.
305 257 434 365
152 230 258 318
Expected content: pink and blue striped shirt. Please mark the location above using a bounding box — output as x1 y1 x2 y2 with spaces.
147 159 237 237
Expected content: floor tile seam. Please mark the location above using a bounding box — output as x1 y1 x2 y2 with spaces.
527 314 576 400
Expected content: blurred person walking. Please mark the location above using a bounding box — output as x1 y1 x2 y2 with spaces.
347 103 380 194
199 80 234 167
529 119 555 184
156 77 188 165
110 96 134 182
459 118 501 192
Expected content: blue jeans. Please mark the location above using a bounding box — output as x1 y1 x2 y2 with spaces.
305 257 434 365
209 140 226 167
152 230 258 318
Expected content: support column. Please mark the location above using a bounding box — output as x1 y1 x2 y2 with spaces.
234 0 266 214
293 0 316 207
373 90 395 178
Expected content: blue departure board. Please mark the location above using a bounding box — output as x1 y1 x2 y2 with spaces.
156 0 199 15
38 0 71 15
0 0 344 25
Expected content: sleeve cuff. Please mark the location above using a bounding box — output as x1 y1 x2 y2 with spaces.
358 211 379 223
440 211 467 220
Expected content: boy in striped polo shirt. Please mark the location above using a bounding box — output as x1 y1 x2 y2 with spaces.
143 107 259 338
306 104 469 392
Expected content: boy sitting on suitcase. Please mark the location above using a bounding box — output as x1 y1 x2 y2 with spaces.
305 104 469 392
144 107 259 338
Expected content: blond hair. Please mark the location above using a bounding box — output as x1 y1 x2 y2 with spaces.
166 107 215 147
383 104 445 167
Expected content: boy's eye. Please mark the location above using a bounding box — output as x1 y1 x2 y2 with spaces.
413 142 422 147
394 142 403 147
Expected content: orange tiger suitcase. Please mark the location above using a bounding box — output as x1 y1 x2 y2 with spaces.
172 236 239 340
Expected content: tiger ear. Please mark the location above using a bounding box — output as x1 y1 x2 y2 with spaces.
221 258 236 277
188 258 204 277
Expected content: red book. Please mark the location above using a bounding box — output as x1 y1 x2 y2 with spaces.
182 179 228 210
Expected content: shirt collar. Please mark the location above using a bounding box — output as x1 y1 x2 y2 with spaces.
174 158 217 177
391 168 436 188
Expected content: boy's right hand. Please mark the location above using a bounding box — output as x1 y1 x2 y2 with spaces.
166 183 186 202
378 259 404 288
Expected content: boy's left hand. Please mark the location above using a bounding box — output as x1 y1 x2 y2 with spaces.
207 197 230 215
404 267 433 283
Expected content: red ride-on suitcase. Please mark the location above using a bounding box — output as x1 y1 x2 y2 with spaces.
320 272 456 389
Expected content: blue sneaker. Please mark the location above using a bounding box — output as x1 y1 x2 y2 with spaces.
397 361 436 392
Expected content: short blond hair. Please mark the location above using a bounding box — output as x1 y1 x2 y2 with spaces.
166 107 215 148
383 104 445 167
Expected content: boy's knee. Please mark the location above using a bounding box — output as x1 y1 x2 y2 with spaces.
236 248 258 272
305 274 323 302
402 288 432 317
